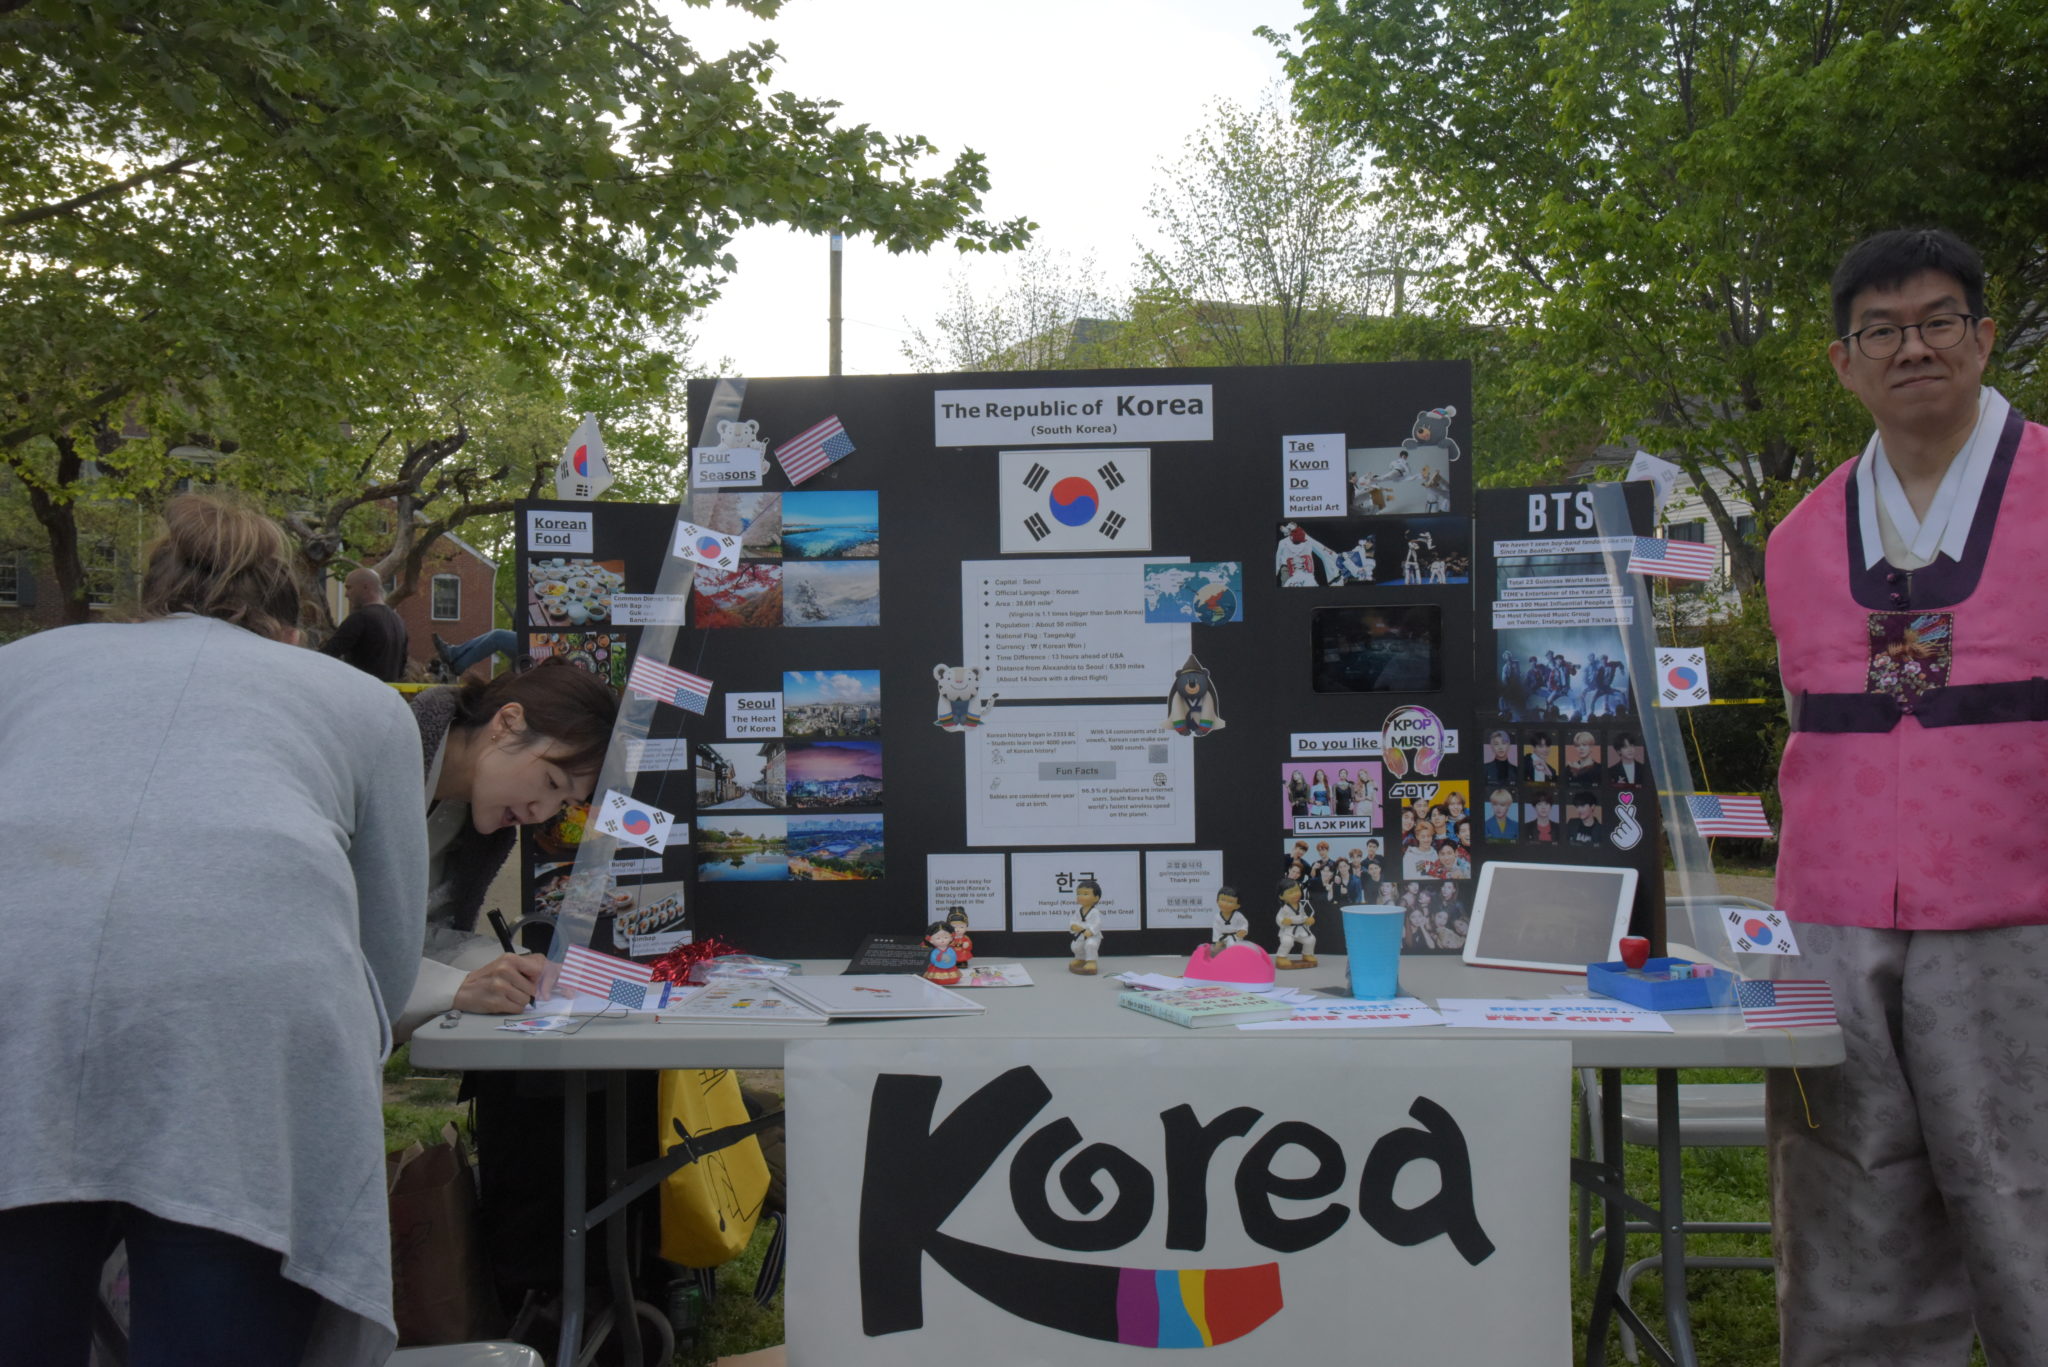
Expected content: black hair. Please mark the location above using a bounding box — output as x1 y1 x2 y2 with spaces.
1276 877 1301 897
450 656 619 776
1217 885 1239 901
1076 879 1101 896
1571 789 1599 808
927 921 953 937
1831 229 1987 336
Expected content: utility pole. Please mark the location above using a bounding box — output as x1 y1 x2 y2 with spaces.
828 231 844 376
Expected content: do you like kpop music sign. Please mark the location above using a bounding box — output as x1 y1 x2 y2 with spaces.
788 1037 1567 1364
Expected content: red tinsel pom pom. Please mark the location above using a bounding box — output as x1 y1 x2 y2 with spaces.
651 935 742 985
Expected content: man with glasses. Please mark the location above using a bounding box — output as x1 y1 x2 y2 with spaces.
1765 228 2047 1365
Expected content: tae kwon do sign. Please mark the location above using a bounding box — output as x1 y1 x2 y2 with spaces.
787 1037 1567 1364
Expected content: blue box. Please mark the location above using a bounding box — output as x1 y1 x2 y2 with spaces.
1586 958 1738 1010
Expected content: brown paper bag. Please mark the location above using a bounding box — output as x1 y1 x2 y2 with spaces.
386 1123 501 1345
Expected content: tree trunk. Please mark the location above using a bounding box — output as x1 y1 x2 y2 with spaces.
27 436 89 624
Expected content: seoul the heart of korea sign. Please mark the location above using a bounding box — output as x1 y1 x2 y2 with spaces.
788 1036 1567 1364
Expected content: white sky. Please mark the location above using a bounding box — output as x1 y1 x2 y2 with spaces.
663 0 1311 379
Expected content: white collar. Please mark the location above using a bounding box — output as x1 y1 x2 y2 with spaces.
1855 387 2009 568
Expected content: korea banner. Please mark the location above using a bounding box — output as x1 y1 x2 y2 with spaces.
999 449 1152 554
789 1036 1568 1365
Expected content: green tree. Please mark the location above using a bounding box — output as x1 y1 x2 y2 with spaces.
1273 0 2048 592
1128 87 1432 368
901 247 1124 372
2 0 1030 620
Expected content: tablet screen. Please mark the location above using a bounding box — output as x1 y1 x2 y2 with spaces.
1463 862 1636 973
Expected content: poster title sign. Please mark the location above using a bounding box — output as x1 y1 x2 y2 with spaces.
788 1037 1567 1364
933 384 1214 447
526 509 592 553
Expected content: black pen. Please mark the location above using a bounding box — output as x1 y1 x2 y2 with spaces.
487 909 519 956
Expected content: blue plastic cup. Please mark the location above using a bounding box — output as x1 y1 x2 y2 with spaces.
1342 905 1405 999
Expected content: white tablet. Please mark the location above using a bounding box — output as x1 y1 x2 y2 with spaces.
1462 861 1638 975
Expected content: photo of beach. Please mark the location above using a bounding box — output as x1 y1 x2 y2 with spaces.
781 490 879 559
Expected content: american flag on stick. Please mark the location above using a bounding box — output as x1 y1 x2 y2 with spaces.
559 943 656 1002
1627 535 1720 582
1738 979 1836 1029
1685 793 1774 839
774 415 855 486
627 654 712 715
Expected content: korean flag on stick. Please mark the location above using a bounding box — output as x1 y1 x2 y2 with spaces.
1656 647 1711 707
998 448 1152 553
596 789 675 854
554 413 614 501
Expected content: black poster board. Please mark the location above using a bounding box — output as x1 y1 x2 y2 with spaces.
522 362 1480 961
1471 484 1663 944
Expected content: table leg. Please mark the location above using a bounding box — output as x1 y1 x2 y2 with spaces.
560 1070 588 1367
1585 1067 1627 1367
605 1070 644 1367
1656 1068 1699 1367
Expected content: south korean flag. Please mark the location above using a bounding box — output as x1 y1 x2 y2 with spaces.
997 448 1152 554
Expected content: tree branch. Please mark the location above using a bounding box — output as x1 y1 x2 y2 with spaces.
2 149 215 230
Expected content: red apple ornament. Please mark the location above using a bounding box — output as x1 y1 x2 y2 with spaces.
1619 936 1651 971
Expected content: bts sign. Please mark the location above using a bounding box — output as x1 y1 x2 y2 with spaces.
789 1037 1567 1365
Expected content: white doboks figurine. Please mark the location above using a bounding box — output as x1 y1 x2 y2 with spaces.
1068 879 1105 975
1211 886 1249 945
1275 877 1318 969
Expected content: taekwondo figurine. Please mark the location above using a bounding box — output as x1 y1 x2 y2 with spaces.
1275 877 1318 969
1211 885 1249 946
1068 879 1104 975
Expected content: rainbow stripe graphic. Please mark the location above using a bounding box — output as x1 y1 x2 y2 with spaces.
1114 1265 1282 1348
923 1232 1282 1348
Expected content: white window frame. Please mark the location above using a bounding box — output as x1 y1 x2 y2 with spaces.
84 539 118 611
430 573 462 621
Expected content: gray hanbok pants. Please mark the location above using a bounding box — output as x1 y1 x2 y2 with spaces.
1766 921 2048 1366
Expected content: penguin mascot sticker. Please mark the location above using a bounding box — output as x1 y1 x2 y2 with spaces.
1164 655 1225 737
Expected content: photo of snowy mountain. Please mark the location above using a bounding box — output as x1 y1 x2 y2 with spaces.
782 561 879 627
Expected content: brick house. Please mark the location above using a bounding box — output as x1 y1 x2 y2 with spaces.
379 531 500 678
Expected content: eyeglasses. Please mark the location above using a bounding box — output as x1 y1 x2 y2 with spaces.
1841 312 1978 359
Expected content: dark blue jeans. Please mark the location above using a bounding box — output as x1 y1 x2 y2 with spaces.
0 1201 320 1367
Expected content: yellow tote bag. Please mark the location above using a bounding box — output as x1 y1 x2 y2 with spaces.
657 1068 771 1267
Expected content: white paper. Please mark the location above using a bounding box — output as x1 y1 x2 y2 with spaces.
1143 849 1224 929
964 558 1188 700
1008 850 1142 932
957 962 1034 988
609 593 690 625
656 979 824 1022
622 737 693 771
1721 906 1801 956
672 519 742 571
595 788 676 854
1435 998 1674 1033
726 691 783 739
1657 647 1712 707
1283 433 1348 517
1238 996 1448 1030
689 444 767 489
927 853 1007 931
997 449 1153 554
934 384 1213 446
526 509 591 554
965 705 1193 847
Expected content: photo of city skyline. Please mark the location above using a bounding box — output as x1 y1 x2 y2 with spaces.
783 668 882 738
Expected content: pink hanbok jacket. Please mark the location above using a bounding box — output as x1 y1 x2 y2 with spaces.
1767 408 2048 929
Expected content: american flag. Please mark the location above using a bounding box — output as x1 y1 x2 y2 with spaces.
774 415 855 486
1627 535 1719 582
1685 793 1774 839
627 654 712 715
559 943 656 1002
1738 978 1836 1029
